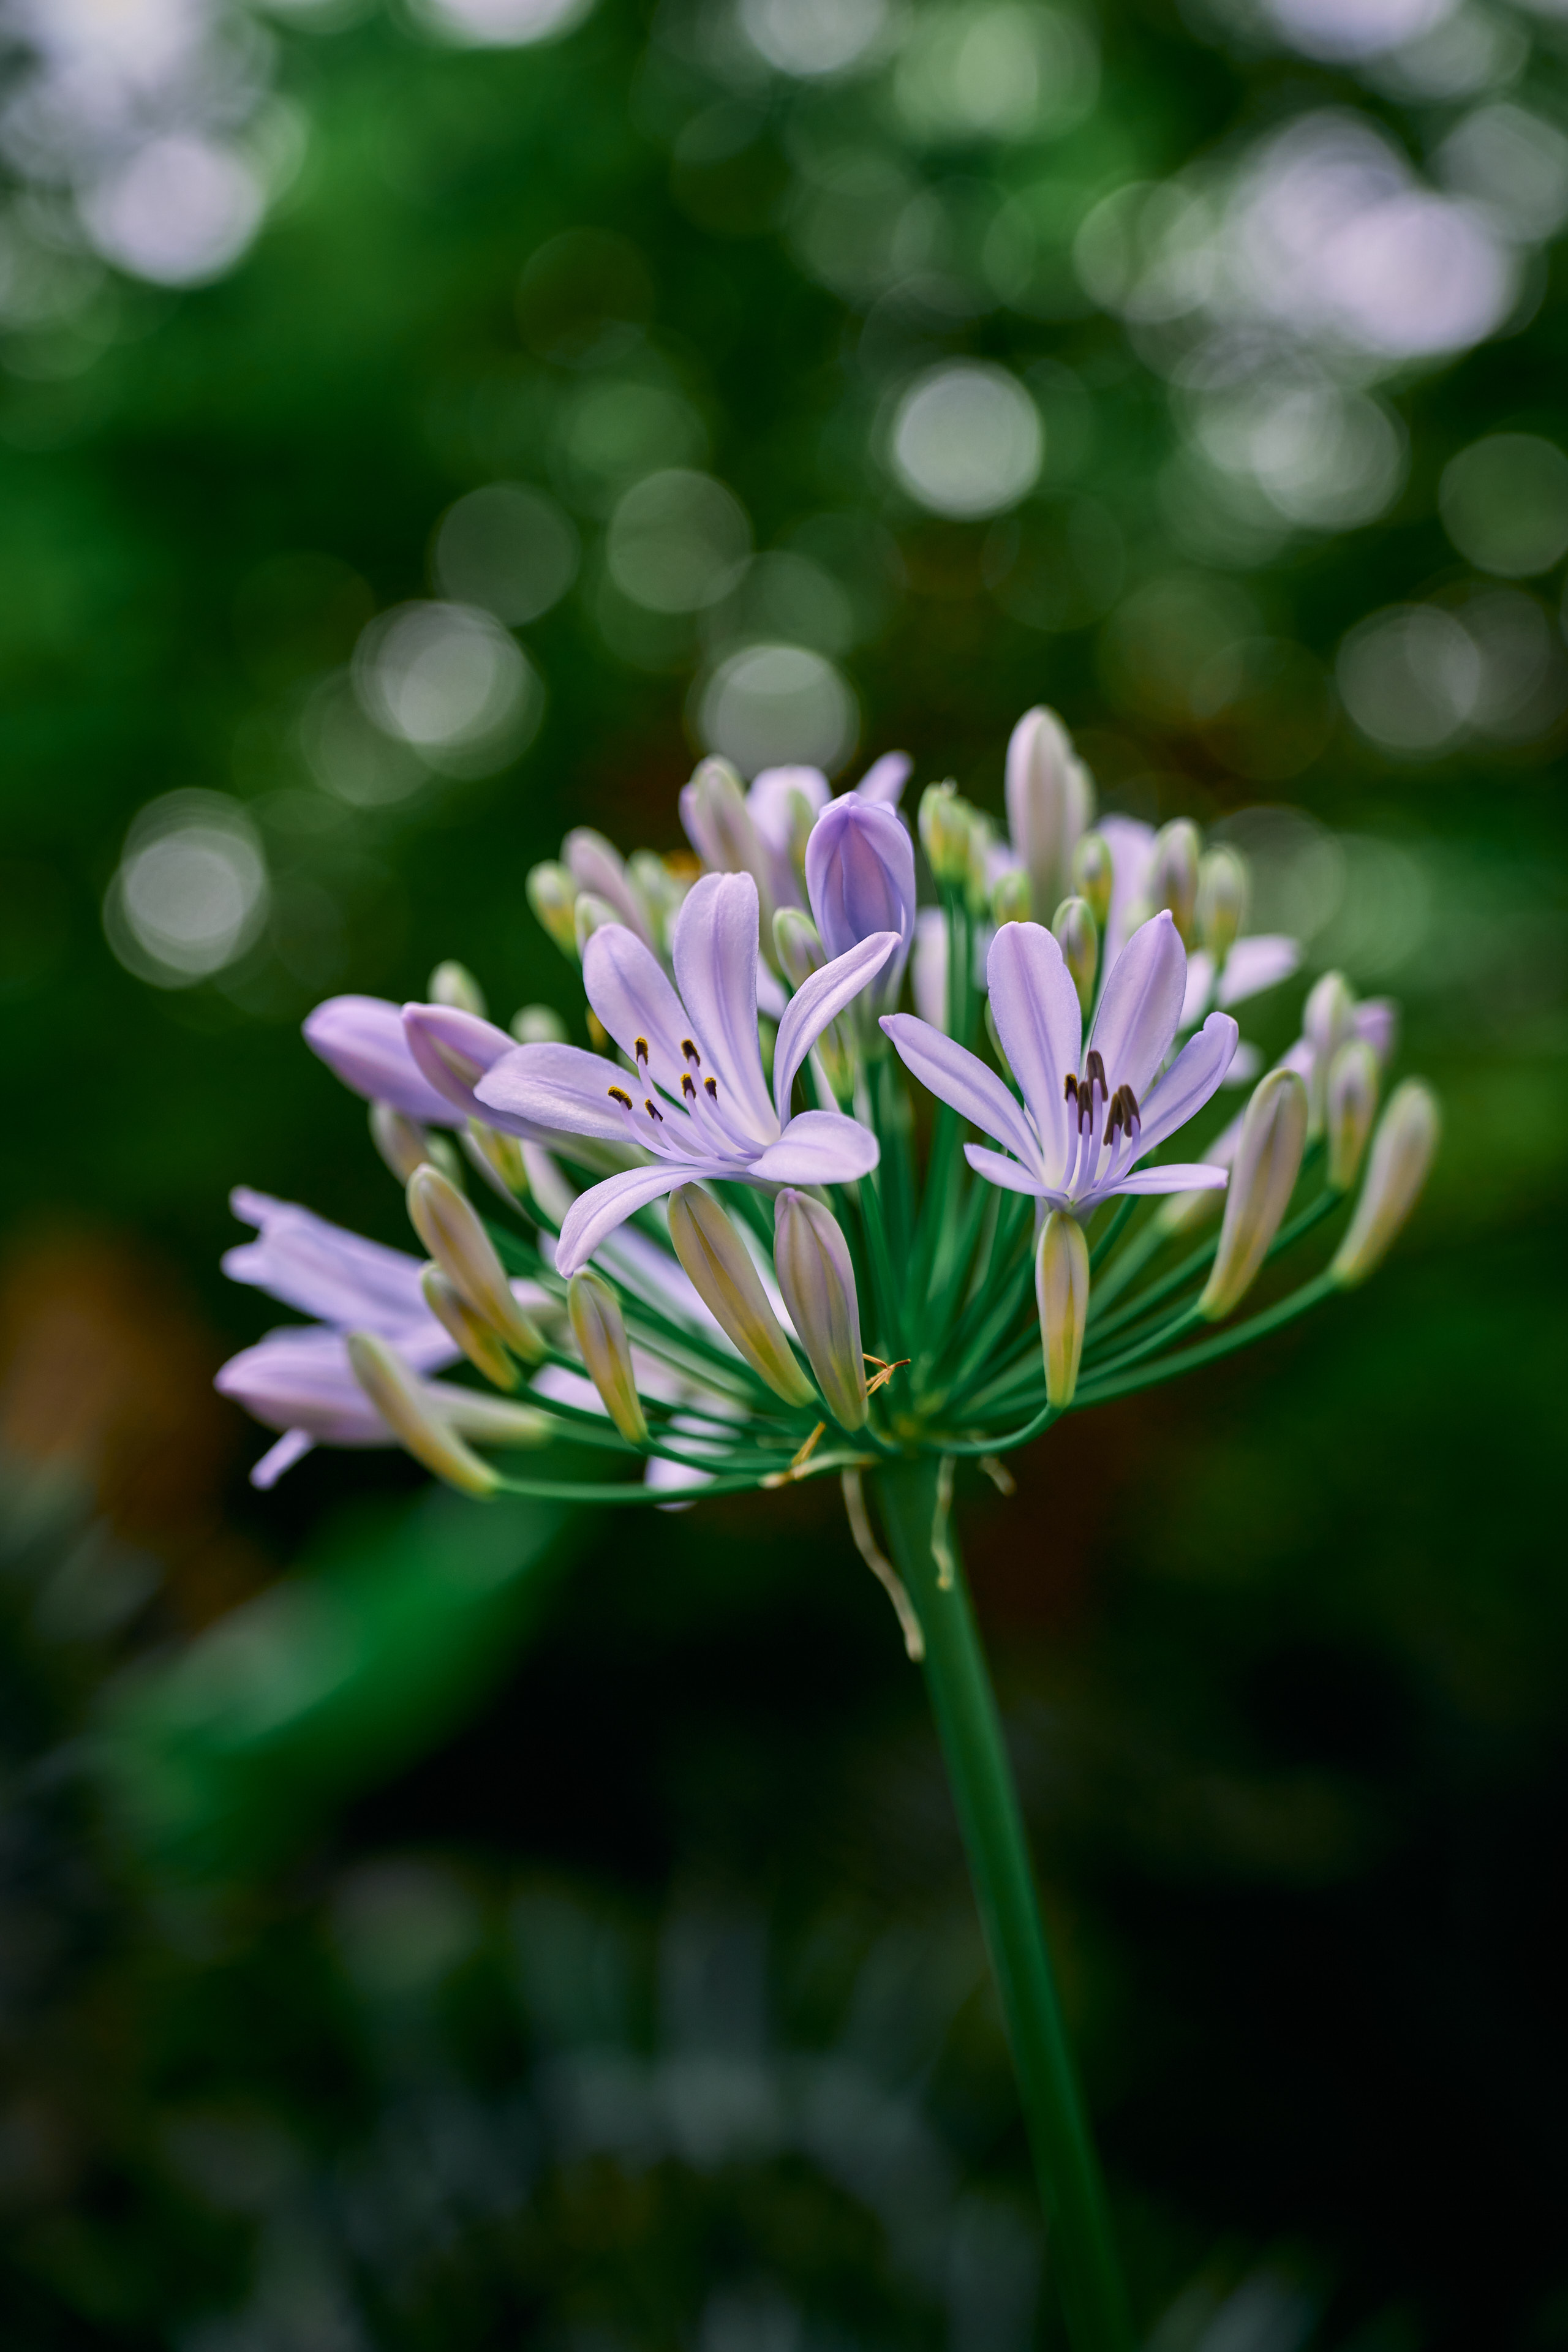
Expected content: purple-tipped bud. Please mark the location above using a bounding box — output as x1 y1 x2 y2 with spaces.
772 1188 866 1431
1303 971 1356 1134
567 1271 647 1442
563 826 654 945
1005 706 1093 916
420 1264 519 1390
1325 1038 1380 1193
405 1164 542 1357
429 960 487 1016
402 1002 535 1131
1051 895 1098 1016
668 1185 815 1406
1071 831 1113 929
527 861 579 959
1036 1209 1090 1406
1330 1080 1439 1287
346 1332 499 1496
304 995 461 1127
1199 1068 1308 1321
680 757 777 934
804 799 914 1006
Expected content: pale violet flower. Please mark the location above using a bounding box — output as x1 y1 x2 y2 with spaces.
883 913 1237 1217
805 796 916 1005
1100 815 1300 1019
304 995 465 1127
476 871 895 1275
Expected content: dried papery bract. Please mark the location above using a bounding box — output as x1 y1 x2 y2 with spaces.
567 1270 648 1442
667 1183 816 1406
1199 1068 1308 1321
405 1164 543 1357
1037 1210 1090 1405
1326 1037 1380 1193
773 1188 867 1431
1330 1080 1440 1287
346 1332 499 1497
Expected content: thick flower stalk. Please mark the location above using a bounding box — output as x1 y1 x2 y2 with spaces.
214 706 1438 2352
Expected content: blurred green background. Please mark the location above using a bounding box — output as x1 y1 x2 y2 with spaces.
0 0 1565 2343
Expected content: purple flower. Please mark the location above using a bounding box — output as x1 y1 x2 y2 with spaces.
1099 820 1300 1026
304 994 462 1126
804 798 915 1004
882 913 1238 1218
400 1001 551 1133
475 871 894 1275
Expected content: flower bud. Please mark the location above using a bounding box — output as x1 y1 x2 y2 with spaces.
304 994 458 1127
369 1101 429 1184
428 960 487 1017
627 849 690 952
460 1119 532 1213
1036 1210 1090 1406
679 757 775 930
425 1384 554 1449
1195 848 1248 963
805 798 915 997
1198 1068 1308 1321
1051 896 1099 1017
406 1164 541 1355
1330 1080 1439 1288
1005 706 1091 915
346 1333 500 1497
963 812 994 919
919 782 971 886
421 1264 519 1390
772 906 825 991
1325 1038 1379 1193
567 1270 648 1442
1148 820 1201 942
402 1002 524 1126
773 1189 867 1431
1303 970 1355 1134
573 890 619 957
564 826 654 944
1071 831 1113 930
527 860 579 959
509 1003 567 1045
991 867 1031 927
668 1185 815 1406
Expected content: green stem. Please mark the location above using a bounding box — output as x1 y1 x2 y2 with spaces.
874 1458 1133 2352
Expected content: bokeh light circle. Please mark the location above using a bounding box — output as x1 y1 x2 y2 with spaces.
80 136 266 287
889 363 1042 518
1439 434 1568 578
433 484 580 625
606 470 752 612
1336 605 1480 752
697 643 858 775
104 791 269 987
353 603 541 774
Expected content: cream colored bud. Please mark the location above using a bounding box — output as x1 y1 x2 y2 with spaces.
421 1264 519 1390
510 1003 567 1045
1052 895 1099 1017
772 907 826 992
346 1333 499 1497
424 1384 554 1448
1199 1068 1308 1321
1071 831 1113 929
919 782 972 887
428 960 486 1017
992 867 1031 927
572 891 618 957
682 758 776 935
963 812 993 918
460 1119 532 1213
567 1271 648 1442
773 1189 867 1431
1149 820 1201 942
1330 1080 1439 1288
1303 970 1355 1134
1005 706 1090 914
668 1185 816 1406
627 848 688 951
369 1102 429 1185
1325 1038 1380 1194
1195 848 1248 963
526 861 579 959
406 1164 540 1356
1036 1210 1090 1406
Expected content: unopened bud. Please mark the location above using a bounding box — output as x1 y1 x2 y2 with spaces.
1330 1080 1439 1287
1071 831 1113 929
963 812 993 918
1325 1038 1379 1193
772 906 826 991
510 1003 567 1045
1303 971 1355 1134
424 1384 554 1449
567 1270 647 1442
1199 1068 1308 1321
563 826 652 944
1036 1210 1090 1406
406 1164 540 1355
668 1185 815 1406
346 1333 499 1497
992 866 1031 927
527 861 579 959
1148 820 1201 942
1195 848 1248 963
1052 896 1099 1017
773 1189 867 1431
919 782 972 888
627 848 689 951
679 758 775 929
428 959 487 1017
1005 706 1091 914
421 1264 519 1390
573 891 618 957
461 1118 531 1210
370 1101 429 1184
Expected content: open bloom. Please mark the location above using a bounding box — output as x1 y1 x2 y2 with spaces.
883 914 1237 1218
476 871 895 1275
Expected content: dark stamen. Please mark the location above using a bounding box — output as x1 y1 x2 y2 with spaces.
607 1085 633 1109
1122 1084 1140 1134
644 1098 663 1123
681 1037 701 1065
1064 1072 1079 1105
704 1076 718 1099
1086 1049 1107 1094
635 1036 649 1063
681 1074 696 1099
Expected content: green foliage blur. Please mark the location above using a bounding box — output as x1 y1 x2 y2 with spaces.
0 0 1565 2344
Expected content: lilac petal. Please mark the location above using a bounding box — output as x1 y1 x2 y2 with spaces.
402 1003 537 1129
1355 998 1399 1063
756 960 788 1020
749 1109 880 1185
557 1161 722 1278
304 995 459 1126
913 908 948 1031
880 1014 1041 1172
746 766 827 912
1098 815 1156 967
563 827 654 944
216 1323 448 1443
804 799 915 969
1221 1042 1262 1087
963 1144 1048 1196
1088 911 1186 1099
476 1041 651 1145
854 751 912 806
671 872 777 1142
986 922 1080 1183
773 931 897 1121
1217 934 1300 1008
224 1189 432 1335
1106 1163 1229 1196
1131 1011 1239 1158
251 1429 315 1488
1180 949 1215 1031
583 922 693 1099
